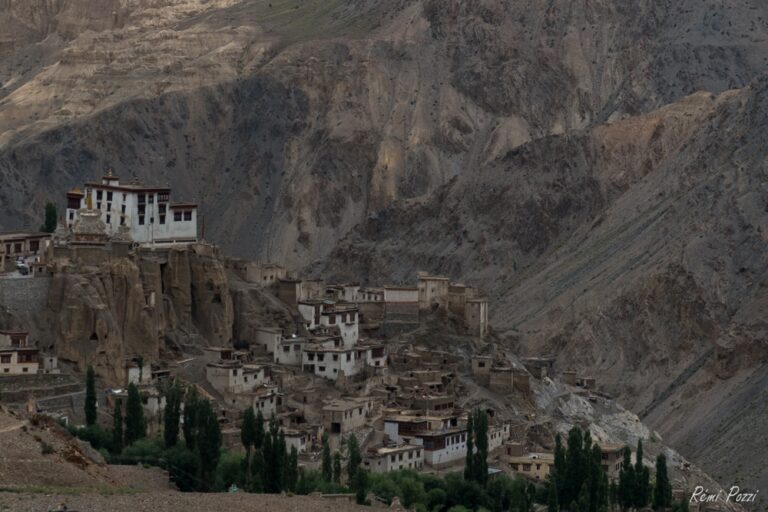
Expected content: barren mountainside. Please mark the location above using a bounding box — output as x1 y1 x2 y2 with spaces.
1 0 768 496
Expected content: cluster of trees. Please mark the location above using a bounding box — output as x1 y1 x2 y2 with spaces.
549 427 684 512
549 427 610 512
237 406 299 493
76 371 684 511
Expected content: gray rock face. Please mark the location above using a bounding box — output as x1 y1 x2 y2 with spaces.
2 0 768 495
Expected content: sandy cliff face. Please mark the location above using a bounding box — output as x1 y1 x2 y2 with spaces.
43 245 233 382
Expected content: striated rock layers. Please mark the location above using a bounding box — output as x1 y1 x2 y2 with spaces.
45 244 234 383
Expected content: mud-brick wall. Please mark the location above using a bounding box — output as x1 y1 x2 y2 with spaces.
0 277 51 316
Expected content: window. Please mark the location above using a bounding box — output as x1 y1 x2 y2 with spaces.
96 201 102 209
159 204 166 214
106 214 111 224
122 193 127 201
308 353 315 361
14 243 21 253
122 205 126 214
233 369 238 376
346 353 352 362
318 366 326 372
329 314 336 325
332 354 338 361
159 192 169 202
107 191 113 201
283 346 290 353
69 211 74 220
120 216 126 226
30 241 39 252
139 216 145 225
138 193 145 204
0 355 10 364
22 367 28 373
174 211 182 222
96 190 103 200
148 194 154 204
184 211 192 221
150 217 154 224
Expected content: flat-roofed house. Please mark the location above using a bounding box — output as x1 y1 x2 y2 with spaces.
598 443 626 480
0 231 51 272
322 398 374 434
507 452 555 481
0 331 39 375
363 444 424 473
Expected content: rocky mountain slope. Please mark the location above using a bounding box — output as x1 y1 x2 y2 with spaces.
2 0 767 496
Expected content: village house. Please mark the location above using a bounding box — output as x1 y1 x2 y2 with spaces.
598 442 625 480
326 284 360 302
471 355 493 384
298 300 359 348
225 259 287 287
356 340 387 369
66 171 198 245
409 394 455 413
507 451 554 481
254 326 283 354
0 231 52 273
322 398 375 434
447 283 479 317
228 384 282 418
205 358 267 395
363 444 424 473
0 331 39 375
302 345 361 381
274 336 312 366
283 428 312 454
417 272 450 313
465 298 490 338
126 359 152 386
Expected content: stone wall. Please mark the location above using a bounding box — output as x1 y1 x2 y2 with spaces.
0 277 51 317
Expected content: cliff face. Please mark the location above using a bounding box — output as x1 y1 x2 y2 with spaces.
44 244 233 382
2 0 768 494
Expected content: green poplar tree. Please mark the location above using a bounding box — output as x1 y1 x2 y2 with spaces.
635 439 649 508
618 446 634 510
653 454 672 510
473 409 489 486
241 407 257 479
464 412 474 481
163 383 182 448
322 433 333 482
554 433 566 505
254 409 265 450
286 446 299 492
347 435 362 481
564 427 585 509
183 387 200 450
124 383 145 446
40 202 57 233
112 398 123 454
333 452 342 484
196 400 222 491
354 469 369 505
548 480 559 512
85 365 97 426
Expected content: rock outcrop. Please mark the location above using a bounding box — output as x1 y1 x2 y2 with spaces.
44 244 234 383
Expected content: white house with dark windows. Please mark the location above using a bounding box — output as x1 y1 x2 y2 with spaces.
298 300 359 348
65 171 198 245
